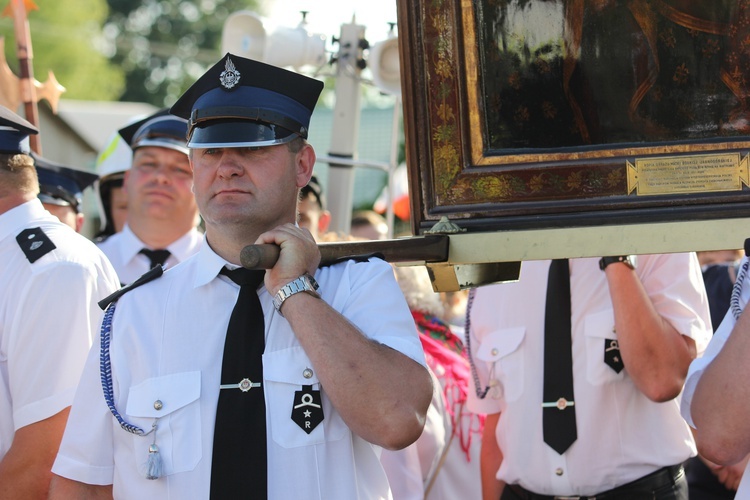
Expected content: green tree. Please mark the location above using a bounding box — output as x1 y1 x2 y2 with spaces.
103 0 260 106
0 0 125 101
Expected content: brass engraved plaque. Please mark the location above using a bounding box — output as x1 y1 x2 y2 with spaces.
627 153 750 196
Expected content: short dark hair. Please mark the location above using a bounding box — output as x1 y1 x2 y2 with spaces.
286 136 306 154
0 153 37 196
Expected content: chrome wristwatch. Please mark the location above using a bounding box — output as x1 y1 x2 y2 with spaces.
273 273 320 315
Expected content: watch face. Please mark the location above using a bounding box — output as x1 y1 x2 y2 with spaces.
301 275 315 291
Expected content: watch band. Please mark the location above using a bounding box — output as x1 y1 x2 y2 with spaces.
273 273 320 316
599 255 635 271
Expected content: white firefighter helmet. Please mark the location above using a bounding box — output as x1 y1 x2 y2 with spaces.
94 130 133 236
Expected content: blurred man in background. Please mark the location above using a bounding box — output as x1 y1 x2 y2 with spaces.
94 130 132 240
33 153 98 233
350 209 388 240
97 109 201 283
297 174 330 241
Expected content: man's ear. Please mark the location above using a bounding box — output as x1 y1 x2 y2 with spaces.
75 213 85 233
295 143 316 188
318 210 331 234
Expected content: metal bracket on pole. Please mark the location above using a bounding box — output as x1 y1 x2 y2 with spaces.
420 217 521 291
423 261 521 292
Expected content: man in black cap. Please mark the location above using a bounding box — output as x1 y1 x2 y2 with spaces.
52 53 431 499
97 108 202 284
32 153 99 233
298 174 331 241
0 105 119 498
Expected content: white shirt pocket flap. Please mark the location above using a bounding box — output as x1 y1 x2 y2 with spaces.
263 346 320 385
584 309 617 340
126 371 201 418
476 327 526 362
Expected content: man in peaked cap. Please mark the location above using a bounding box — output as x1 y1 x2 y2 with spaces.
52 53 432 499
96 108 202 284
0 105 119 498
298 174 331 241
32 153 99 233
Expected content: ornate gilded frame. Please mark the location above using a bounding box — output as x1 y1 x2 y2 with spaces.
397 0 750 235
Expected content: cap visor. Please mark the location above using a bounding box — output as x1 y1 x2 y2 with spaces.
188 121 295 149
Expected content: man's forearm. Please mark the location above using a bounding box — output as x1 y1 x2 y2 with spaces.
282 292 433 450
0 409 69 500
481 413 504 500
0 458 53 500
48 475 113 500
692 307 750 464
605 264 696 401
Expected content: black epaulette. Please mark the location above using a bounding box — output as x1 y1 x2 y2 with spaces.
98 265 164 310
319 253 385 268
16 227 56 263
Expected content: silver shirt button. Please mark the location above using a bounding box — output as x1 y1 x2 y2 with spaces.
154 400 163 411
303 368 314 379
555 467 564 476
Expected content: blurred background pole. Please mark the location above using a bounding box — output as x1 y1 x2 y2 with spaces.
9 0 41 153
385 96 401 238
326 18 365 235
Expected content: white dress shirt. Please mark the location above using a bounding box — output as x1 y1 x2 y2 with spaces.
682 255 750 497
97 224 202 284
0 199 119 459
53 240 426 499
467 255 711 496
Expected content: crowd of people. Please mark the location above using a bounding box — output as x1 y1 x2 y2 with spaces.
1 51 750 499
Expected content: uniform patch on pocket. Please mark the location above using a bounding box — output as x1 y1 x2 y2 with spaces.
291 385 324 434
604 339 624 373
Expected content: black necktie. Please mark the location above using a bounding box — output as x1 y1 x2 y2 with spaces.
139 248 172 269
210 267 267 499
542 259 577 454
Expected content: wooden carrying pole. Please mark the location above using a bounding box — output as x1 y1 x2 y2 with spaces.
240 234 449 270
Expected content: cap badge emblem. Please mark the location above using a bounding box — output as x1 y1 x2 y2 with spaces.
219 57 241 90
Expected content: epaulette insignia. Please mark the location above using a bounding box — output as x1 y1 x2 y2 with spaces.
98 265 164 310
16 227 56 263
319 253 385 268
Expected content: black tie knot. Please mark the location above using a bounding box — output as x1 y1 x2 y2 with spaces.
139 248 172 269
220 266 265 289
